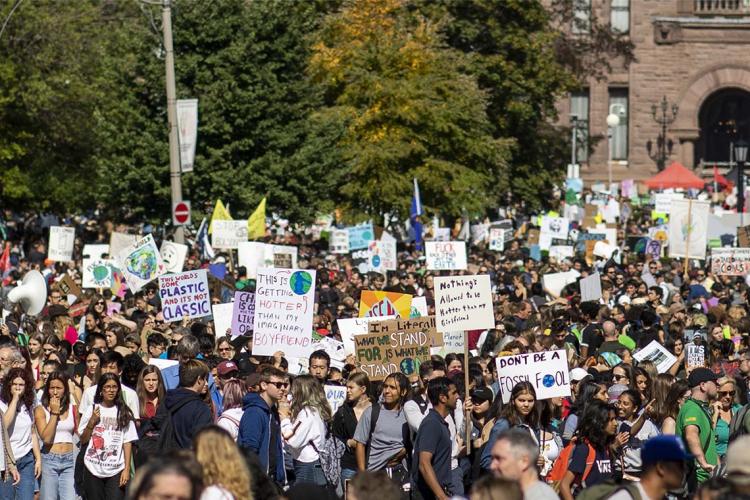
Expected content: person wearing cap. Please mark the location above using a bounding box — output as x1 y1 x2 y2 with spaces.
676 367 719 488
607 435 692 500
724 435 750 497
215 359 239 414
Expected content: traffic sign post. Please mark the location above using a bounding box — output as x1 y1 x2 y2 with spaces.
173 201 191 226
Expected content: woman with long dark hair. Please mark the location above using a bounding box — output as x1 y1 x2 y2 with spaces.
559 400 619 500
34 371 76 500
479 381 539 470
332 371 371 486
0 367 40 499
27 332 45 382
661 379 691 435
73 349 102 396
562 380 608 443
78 373 137 500
134 365 166 467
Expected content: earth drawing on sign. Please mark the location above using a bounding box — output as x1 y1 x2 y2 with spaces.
289 271 312 295
126 247 159 281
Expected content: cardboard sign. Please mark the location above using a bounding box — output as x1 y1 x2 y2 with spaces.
212 302 234 337
434 275 494 332
738 225 750 248
367 316 443 347
711 248 750 276
425 241 468 270
231 291 255 338
325 385 347 413
212 220 248 249
337 316 396 354
348 223 375 251
55 274 81 304
686 343 705 370
109 232 138 260
359 291 412 319
489 228 505 251
160 241 188 274
495 349 571 403
330 230 350 254
82 244 110 260
580 273 602 302
158 270 211 322
633 340 678 374
252 268 316 358
527 229 540 245
273 253 293 268
48 226 75 262
368 239 397 274
117 234 167 293
354 329 431 380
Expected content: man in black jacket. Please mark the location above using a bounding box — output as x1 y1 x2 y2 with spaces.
162 359 212 449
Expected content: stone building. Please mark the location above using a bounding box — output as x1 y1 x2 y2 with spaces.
565 0 750 184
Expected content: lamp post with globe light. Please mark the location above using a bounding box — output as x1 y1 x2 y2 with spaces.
607 112 621 186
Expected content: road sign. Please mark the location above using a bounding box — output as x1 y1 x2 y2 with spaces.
173 201 191 226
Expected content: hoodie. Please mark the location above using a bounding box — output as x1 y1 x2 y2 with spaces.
162 387 212 449
238 392 285 483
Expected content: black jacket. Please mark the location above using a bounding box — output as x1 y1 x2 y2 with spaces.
160 387 212 449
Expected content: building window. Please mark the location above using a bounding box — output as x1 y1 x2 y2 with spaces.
611 0 629 34
570 90 589 162
572 0 591 34
609 88 629 161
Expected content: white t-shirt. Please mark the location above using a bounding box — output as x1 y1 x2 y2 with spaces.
78 405 138 478
217 408 243 442
0 401 34 459
79 384 140 420
201 485 234 500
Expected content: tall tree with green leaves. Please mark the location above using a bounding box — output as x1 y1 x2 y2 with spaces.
306 0 511 221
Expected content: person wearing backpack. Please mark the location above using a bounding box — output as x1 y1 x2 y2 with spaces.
279 374 330 487
156 359 212 450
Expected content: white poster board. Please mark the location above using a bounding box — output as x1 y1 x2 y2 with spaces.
337 316 396 355
212 302 234 338
158 270 211 322
252 268 316 358
48 226 75 262
541 216 569 240
237 241 267 279
82 244 110 260
495 349 571 403
324 385 347 413
633 340 678 374
160 241 188 274
489 228 505 251
368 239 397 274
434 275 494 332
109 232 138 260
212 220 248 249
425 241 468 270
117 234 167 293
542 270 580 296
82 259 119 289
580 273 602 302
668 199 710 260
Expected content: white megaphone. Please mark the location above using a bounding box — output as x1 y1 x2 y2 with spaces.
6 270 47 316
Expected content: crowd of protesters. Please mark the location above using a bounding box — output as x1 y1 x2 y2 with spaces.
1 200 750 500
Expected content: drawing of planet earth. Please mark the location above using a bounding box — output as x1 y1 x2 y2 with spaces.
126 247 158 281
290 271 312 295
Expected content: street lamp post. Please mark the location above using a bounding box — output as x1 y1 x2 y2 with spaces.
735 140 749 224
606 112 620 186
646 96 678 171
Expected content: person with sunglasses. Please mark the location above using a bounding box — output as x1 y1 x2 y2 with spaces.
712 376 742 462
238 366 288 489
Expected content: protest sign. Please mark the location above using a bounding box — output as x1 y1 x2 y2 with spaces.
430 331 464 357
359 291 412 319
708 213 742 242
686 343 705 370
273 252 292 268
55 274 81 304
541 216 569 240
82 244 110 260
593 241 618 260
410 296 428 318
367 316 442 347
433 227 451 241
158 270 211 322
160 241 188 274
313 336 346 369
48 226 75 262
711 248 750 276
266 245 298 269
655 193 683 214
354 329 431 380
646 240 662 260
489 228 505 251
325 385 347 413
252 268 316 358
580 273 602 302
330 230 349 254
668 199 710 260
549 246 575 261
347 223 374 250
117 235 167 293
212 220 248 249
633 340 678 373
230 291 255 338
337 316 396 354
82 259 118 289
368 239 397 273
542 270 580 297
425 241 468 270
434 275 494 332
109 232 138 259
237 241 266 279
495 350 570 403
738 225 750 248
212 302 233 337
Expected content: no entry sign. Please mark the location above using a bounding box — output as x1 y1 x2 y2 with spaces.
173 201 191 226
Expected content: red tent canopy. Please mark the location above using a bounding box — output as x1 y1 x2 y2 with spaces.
643 162 706 190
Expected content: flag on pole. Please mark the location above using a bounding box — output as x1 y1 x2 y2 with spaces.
411 178 423 250
248 197 267 240
208 199 231 234
196 217 215 261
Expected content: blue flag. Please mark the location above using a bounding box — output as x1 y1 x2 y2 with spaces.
196 217 215 261
411 178 423 250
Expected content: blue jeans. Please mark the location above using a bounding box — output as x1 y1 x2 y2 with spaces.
0 450 35 499
40 451 75 500
293 459 327 487
340 467 357 489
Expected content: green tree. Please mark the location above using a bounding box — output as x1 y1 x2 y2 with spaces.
306 0 511 221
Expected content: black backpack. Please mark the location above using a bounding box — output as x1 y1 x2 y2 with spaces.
155 399 193 452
